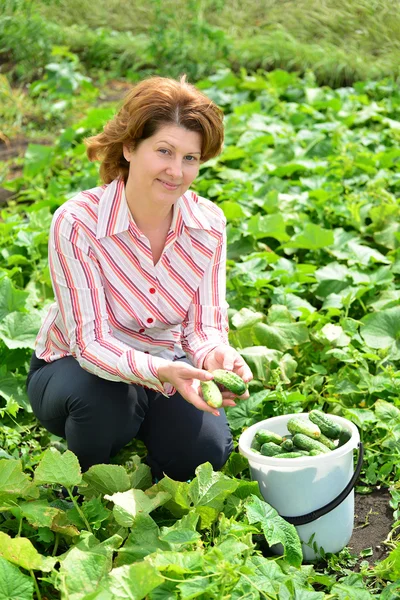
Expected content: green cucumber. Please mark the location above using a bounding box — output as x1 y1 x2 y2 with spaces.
211 369 247 396
278 451 309 458
338 428 352 447
251 439 261 451
292 433 331 454
255 429 283 445
260 442 284 457
309 410 342 439
309 449 325 456
318 433 337 450
281 438 294 452
200 380 223 408
287 417 321 440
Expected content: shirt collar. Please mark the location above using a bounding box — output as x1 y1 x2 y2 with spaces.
96 179 213 239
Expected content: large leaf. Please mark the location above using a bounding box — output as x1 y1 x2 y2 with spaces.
247 213 289 242
0 312 41 349
0 532 55 572
245 495 303 567
283 223 334 250
253 305 309 351
34 448 82 488
81 464 131 498
0 278 28 321
105 489 171 528
105 563 164 600
0 460 37 501
115 514 170 567
360 306 400 349
0 557 33 600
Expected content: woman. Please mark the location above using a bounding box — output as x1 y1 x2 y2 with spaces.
26 75 253 482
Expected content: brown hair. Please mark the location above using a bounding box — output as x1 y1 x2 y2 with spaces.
85 75 224 184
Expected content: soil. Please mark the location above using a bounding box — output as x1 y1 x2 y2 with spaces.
349 488 394 566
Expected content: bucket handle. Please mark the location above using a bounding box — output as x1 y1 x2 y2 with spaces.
281 442 364 526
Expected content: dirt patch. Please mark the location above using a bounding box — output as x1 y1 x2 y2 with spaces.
348 488 394 565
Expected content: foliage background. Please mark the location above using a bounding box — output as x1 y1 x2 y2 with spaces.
0 1 400 598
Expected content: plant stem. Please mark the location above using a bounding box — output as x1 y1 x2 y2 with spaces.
30 570 42 600
66 487 92 533
17 517 23 537
52 532 59 556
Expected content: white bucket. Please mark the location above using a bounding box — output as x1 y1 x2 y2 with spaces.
239 413 360 561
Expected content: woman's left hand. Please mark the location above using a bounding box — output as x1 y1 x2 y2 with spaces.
203 344 253 403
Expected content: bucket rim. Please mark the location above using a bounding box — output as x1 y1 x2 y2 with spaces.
238 413 360 467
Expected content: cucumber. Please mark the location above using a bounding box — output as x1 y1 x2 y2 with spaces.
338 428 352 447
251 439 261 451
255 429 283 445
309 410 342 439
200 380 223 408
318 433 337 451
309 449 325 456
292 433 331 454
287 417 321 440
211 369 247 396
278 451 309 458
260 442 284 457
281 438 294 452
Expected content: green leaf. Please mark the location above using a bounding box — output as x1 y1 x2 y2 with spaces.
81 464 131 498
0 459 37 501
115 514 170 566
34 448 82 488
0 557 33 600
284 223 334 250
0 312 41 349
360 306 400 349
106 563 164 600
0 278 28 321
231 307 264 330
247 213 289 242
11 500 61 529
105 489 171 528
23 144 53 178
253 305 309 351
0 532 55 572
156 477 191 518
245 495 303 567
226 389 272 432
188 462 239 515
177 577 214 599
238 346 281 380
374 400 400 424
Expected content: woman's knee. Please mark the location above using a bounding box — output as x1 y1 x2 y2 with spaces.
158 425 233 481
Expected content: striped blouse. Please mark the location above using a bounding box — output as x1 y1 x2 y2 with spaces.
35 178 229 397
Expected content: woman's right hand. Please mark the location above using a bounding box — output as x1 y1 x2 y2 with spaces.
158 361 236 416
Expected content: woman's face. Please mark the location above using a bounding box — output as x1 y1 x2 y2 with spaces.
123 124 202 207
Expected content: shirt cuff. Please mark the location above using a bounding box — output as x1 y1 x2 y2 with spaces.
116 350 176 397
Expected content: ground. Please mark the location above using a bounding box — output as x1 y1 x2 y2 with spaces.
350 488 394 565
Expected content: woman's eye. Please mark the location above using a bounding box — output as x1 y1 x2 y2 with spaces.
185 156 197 162
158 148 169 155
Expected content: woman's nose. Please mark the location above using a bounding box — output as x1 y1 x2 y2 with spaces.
166 159 183 179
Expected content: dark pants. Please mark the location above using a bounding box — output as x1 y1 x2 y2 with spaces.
26 351 233 480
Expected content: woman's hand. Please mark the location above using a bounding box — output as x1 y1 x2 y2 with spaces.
203 344 253 402
158 361 234 416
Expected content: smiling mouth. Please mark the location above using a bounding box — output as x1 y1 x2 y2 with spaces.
157 179 180 189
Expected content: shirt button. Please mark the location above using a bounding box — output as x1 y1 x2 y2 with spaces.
149 287 156 294
144 351 149 354
147 317 154 324
139 328 145 334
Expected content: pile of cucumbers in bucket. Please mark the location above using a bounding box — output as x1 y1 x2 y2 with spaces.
251 411 352 458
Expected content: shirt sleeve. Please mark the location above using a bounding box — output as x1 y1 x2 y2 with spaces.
180 225 229 369
48 209 175 397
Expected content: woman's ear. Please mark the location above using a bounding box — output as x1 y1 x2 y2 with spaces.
122 145 132 162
